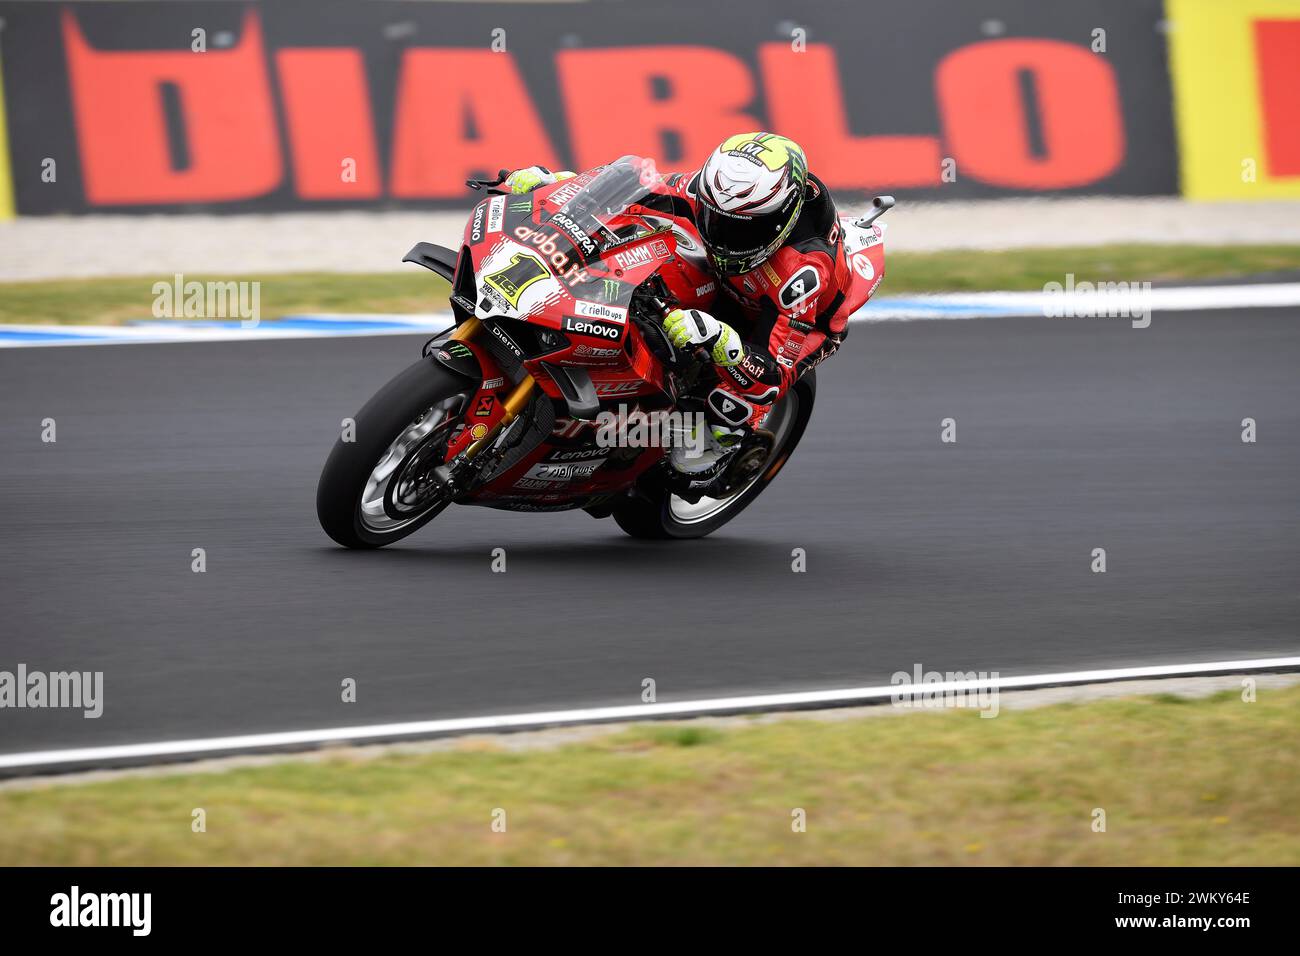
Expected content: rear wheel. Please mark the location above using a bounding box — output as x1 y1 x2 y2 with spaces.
317 358 473 548
613 371 816 539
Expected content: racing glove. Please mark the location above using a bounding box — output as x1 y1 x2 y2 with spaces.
503 166 575 194
662 308 744 367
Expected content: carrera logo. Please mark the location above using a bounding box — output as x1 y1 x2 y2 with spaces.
573 299 627 324
550 212 597 256
612 245 653 270
563 315 622 340
778 266 821 310
486 195 505 233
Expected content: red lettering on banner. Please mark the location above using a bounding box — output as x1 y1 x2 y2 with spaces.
759 43 940 188
935 39 1123 189
62 9 280 204
390 50 559 198
557 47 759 171
277 48 381 199
1253 19 1300 178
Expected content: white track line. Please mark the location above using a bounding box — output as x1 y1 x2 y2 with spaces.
2 656 1297 772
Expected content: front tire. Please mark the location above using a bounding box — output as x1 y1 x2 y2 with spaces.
317 358 473 548
613 371 816 539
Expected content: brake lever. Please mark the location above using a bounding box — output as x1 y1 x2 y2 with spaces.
466 168 512 195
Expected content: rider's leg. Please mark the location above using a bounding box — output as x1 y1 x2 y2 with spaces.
668 385 769 474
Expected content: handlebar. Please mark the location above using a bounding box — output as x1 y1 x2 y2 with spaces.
634 295 712 369
465 168 512 195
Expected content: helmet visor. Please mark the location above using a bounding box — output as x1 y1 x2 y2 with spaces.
697 198 798 275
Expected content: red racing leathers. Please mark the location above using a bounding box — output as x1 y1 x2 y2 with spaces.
661 168 856 431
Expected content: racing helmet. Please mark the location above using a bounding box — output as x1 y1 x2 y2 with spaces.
694 132 808 276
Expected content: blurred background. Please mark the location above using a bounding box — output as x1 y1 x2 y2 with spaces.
1 0 1298 277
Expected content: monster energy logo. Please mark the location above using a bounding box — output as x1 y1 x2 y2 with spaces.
509 199 533 212
601 278 621 302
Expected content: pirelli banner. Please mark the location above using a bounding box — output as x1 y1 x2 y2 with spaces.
1168 0 1300 200
0 0 1187 216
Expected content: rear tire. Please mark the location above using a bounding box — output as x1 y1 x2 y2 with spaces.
613 371 816 539
317 358 473 549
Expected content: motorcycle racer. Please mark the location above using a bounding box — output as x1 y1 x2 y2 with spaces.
502 133 863 476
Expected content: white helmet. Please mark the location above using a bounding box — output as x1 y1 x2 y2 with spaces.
694 132 808 275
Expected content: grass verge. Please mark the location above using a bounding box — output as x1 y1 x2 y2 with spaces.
2 244 1299 325
1 684 1296 865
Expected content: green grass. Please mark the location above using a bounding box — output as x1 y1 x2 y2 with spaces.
1 684 1296 865
3 244 1298 325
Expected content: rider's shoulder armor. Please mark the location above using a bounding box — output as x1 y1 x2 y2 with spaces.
722 185 852 332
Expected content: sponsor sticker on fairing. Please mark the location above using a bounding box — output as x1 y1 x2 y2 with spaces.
563 315 623 340
571 343 621 358
613 245 653 270
573 300 627 324
852 252 875 280
486 195 505 233
523 460 604 483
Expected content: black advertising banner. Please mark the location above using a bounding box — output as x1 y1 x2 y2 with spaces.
0 0 1179 215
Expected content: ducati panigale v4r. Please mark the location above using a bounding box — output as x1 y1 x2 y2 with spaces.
316 156 893 548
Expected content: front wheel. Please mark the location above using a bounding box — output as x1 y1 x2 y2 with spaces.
317 358 473 548
613 371 816 539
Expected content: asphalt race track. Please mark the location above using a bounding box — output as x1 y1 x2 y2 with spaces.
2 308 1298 761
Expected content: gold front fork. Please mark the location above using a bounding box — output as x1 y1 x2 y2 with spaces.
451 319 536 458
450 317 482 341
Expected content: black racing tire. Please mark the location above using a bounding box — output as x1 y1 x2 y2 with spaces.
613 370 817 540
317 358 474 549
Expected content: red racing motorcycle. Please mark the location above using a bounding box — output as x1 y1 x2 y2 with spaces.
317 156 892 547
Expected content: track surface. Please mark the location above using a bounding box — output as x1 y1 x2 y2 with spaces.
2 309 1298 757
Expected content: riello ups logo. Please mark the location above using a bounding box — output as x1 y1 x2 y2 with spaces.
37 7 1145 211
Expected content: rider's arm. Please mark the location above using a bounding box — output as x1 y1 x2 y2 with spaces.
726 251 839 404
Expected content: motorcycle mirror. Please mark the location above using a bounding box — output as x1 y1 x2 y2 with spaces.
856 195 896 229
